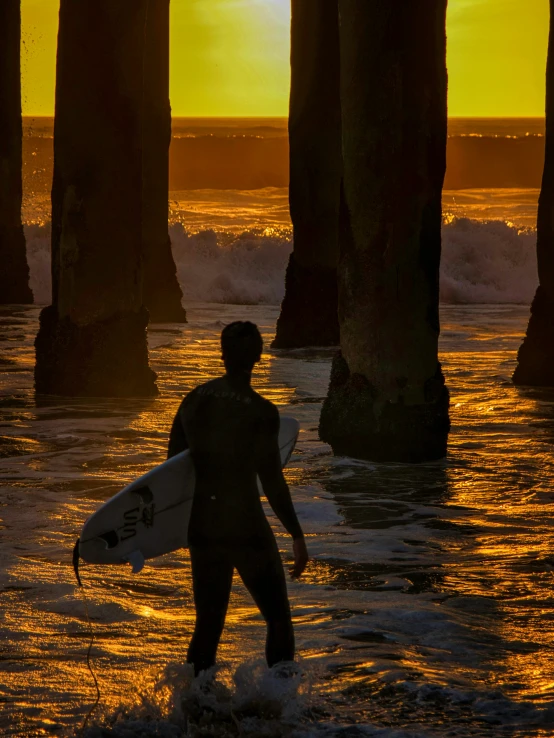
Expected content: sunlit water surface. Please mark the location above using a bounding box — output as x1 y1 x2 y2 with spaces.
1 304 554 737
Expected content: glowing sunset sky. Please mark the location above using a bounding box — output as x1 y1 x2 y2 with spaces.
21 0 549 117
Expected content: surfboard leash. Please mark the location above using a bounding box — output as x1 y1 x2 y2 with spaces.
73 538 102 736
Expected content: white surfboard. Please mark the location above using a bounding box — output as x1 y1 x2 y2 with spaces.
78 415 300 572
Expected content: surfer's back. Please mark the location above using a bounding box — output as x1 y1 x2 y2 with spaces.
168 375 287 543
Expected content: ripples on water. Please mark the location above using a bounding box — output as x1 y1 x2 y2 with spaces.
1 303 554 737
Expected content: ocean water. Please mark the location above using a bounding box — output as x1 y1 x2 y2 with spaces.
22 117 546 193
2 304 554 737
22 117 542 308
2 119 554 737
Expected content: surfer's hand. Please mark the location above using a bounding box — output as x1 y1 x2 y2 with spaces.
291 536 308 579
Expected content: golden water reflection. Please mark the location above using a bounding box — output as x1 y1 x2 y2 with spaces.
2 304 554 734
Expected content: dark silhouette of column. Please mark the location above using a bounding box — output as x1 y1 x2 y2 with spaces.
35 1 157 397
142 0 187 323
514 1 554 386
272 0 341 348
320 1 450 462
0 1 33 304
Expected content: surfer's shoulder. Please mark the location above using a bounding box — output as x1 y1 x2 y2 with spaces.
193 377 258 405
196 378 221 394
188 377 223 399
251 391 279 425
179 380 216 410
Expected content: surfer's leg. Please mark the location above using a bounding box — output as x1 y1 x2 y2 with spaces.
236 540 294 667
187 544 234 675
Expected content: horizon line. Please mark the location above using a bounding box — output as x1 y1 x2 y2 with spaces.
21 114 547 121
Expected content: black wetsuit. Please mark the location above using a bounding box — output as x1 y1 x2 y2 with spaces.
168 374 303 674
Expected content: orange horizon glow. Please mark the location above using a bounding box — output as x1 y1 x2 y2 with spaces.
21 0 549 118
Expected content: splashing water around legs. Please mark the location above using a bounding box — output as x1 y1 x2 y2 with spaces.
83 660 314 738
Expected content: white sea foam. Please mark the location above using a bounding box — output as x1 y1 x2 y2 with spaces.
80 658 554 737
82 660 318 738
24 217 539 308
25 222 52 305
171 224 291 306
440 217 538 304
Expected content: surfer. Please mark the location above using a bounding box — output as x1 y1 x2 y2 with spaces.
168 321 309 675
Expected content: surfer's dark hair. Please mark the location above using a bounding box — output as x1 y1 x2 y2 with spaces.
221 321 263 371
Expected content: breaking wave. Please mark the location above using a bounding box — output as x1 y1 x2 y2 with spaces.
25 217 538 308
172 225 291 306
440 217 537 304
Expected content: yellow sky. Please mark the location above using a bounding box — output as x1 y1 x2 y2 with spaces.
21 0 549 117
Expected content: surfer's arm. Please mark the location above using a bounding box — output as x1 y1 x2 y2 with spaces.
258 407 304 541
167 403 189 459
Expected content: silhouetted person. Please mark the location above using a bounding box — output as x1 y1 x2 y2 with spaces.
168 321 308 675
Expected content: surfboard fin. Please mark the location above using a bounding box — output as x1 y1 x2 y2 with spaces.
124 550 145 574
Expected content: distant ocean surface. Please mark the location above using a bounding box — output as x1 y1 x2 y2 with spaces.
23 116 547 191
23 117 541 307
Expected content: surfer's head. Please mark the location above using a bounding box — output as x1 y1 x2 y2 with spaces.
221 321 263 373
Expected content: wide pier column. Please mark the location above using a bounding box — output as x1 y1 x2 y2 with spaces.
142 0 187 323
35 1 157 397
320 1 450 462
514 1 554 386
0 1 32 304
272 0 341 348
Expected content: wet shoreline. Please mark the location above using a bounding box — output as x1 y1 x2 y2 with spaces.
1 303 554 736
